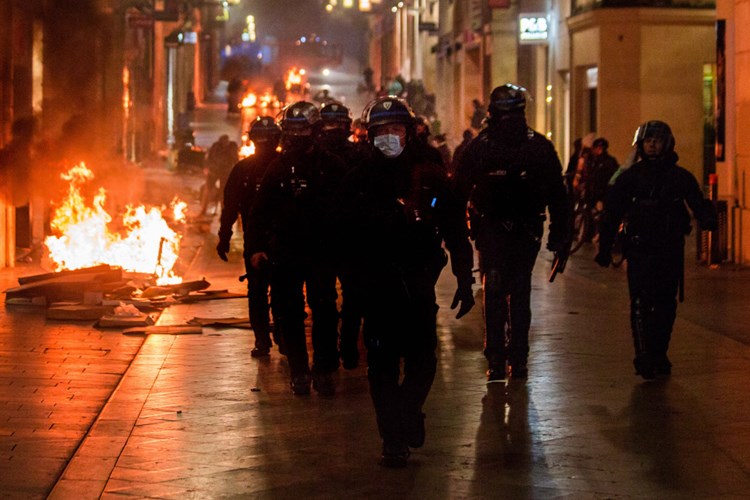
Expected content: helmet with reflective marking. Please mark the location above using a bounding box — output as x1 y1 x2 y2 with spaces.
248 116 281 144
320 100 352 127
488 83 527 117
279 101 320 134
361 96 415 130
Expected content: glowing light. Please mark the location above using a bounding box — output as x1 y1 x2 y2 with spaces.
239 142 256 159
45 163 184 285
322 68 331 76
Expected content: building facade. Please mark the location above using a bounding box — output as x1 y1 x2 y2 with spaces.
716 0 749 263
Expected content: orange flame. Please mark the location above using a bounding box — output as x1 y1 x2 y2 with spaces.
44 163 184 285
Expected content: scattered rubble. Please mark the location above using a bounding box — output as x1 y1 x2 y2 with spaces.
3 265 248 334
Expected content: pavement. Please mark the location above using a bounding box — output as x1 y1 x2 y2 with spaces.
1 103 750 498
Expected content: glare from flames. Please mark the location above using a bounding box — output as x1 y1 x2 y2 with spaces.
44 163 185 285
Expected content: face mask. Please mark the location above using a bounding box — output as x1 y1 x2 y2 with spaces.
373 134 404 158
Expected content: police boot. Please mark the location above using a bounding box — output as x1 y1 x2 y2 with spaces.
251 337 272 358
631 298 655 380
339 340 360 370
312 371 336 398
380 442 410 468
290 373 311 396
404 412 426 449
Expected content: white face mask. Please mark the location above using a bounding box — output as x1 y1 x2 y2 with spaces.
373 134 404 158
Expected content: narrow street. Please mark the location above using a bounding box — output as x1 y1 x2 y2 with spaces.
1 103 750 499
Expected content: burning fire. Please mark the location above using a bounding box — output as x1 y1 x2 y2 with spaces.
44 163 185 285
285 67 306 90
239 133 256 159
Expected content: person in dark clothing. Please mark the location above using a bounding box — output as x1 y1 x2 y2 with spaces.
595 120 716 380
336 96 475 468
587 137 619 207
470 99 487 131
318 101 367 370
432 134 452 170
201 134 239 215
450 129 474 177
564 137 583 194
248 102 348 397
414 115 445 169
454 83 569 383
216 117 282 358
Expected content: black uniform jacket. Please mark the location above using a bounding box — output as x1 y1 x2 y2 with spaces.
247 145 348 265
336 143 473 288
599 155 717 254
218 150 279 245
453 126 568 246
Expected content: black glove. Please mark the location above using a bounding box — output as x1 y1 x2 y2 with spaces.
594 250 612 268
450 285 475 319
216 239 230 262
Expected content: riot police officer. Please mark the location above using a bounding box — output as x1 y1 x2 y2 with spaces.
319 101 367 369
595 120 716 379
216 117 281 358
247 102 348 396
337 96 475 468
454 83 569 382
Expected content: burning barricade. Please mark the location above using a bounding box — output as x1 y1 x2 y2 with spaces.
3 163 244 328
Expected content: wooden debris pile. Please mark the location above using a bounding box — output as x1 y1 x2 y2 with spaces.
2 265 244 329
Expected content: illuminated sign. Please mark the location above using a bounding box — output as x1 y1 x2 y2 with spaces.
519 14 548 44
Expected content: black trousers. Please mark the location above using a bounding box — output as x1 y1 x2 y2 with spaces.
338 268 365 355
477 231 540 369
271 260 340 378
626 249 681 364
363 268 439 447
243 258 272 349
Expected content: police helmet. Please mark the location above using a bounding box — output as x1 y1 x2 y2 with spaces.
320 101 352 127
278 101 320 135
361 96 415 132
248 116 281 144
488 83 527 117
632 120 675 154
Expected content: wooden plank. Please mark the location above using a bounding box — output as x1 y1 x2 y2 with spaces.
4 269 124 302
46 305 111 321
122 325 202 335
17 264 114 285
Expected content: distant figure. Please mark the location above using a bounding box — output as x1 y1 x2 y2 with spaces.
451 129 474 177
227 78 244 114
201 134 238 215
470 99 487 130
588 137 619 207
273 78 288 107
432 134 451 170
363 66 374 91
565 137 583 193
414 115 445 169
